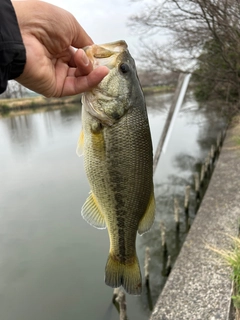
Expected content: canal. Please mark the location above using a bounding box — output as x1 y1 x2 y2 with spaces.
0 92 226 320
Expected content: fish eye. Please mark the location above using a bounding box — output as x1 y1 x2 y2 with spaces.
119 63 130 74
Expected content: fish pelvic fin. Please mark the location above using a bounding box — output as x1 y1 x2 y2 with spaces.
81 191 106 229
138 189 155 235
76 130 84 157
105 254 142 295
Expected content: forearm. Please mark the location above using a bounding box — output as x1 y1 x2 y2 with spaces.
0 0 26 94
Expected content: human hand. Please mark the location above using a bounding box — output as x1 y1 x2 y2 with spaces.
12 1 109 97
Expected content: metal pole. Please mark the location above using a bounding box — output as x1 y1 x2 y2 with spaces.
153 73 191 174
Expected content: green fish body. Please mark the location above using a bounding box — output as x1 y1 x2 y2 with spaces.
77 40 155 295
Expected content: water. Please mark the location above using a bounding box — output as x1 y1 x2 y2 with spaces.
0 94 226 320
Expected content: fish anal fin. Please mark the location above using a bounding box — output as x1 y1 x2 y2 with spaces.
138 190 155 235
81 192 106 229
76 130 84 157
105 254 142 295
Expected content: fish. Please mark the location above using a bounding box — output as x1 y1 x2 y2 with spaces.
77 40 155 295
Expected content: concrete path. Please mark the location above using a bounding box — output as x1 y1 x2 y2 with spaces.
150 121 240 320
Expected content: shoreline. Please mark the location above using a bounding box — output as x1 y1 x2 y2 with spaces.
0 86 174 117
0 94 81 116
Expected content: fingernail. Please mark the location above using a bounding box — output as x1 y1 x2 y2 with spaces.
82 51 89 66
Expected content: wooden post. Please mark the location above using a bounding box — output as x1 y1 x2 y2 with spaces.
116 290 127 320
174 197 180 232
184 186 190 215
160 222 168 259
194 172 200 201
204 154 210 178
200 163 205 186
144 247 150 287
112 288 121 313
210 144 216 165
144 247 153 311
185 215 191 232
113 287 120 301
166 255 172 276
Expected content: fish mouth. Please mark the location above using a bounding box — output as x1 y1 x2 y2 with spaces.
82 40 129 126
83 40 128 69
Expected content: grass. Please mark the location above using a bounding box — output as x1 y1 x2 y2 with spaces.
223 237 240 310
222 116 240 150
233 136 240 146
0 104 10 114
210 235 240 317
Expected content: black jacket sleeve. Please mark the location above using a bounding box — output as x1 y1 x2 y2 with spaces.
0 0 26 94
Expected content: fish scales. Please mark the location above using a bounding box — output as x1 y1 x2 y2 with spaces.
84 105 153 258
78 40 155 295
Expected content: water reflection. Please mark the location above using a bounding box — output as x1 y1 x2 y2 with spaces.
4 114 38 152
0 93 226 320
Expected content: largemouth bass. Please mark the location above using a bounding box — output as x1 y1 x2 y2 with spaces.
77 40 155 295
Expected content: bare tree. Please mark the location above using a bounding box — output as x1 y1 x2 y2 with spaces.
129 0 240 104
0 80 28 99
138 68 178 87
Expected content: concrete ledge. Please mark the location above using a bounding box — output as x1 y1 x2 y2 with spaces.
150 124 240 320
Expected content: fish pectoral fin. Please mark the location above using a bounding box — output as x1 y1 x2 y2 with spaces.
76 130 84 157
81 192 106 229
138 190 155 235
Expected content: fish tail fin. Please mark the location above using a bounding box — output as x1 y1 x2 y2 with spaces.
105 254 142 295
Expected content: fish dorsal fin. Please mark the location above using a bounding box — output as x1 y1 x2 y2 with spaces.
76 130 84 157
81 192 106 229
138 190 155 235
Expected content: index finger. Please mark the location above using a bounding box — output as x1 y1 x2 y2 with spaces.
74 49 93 77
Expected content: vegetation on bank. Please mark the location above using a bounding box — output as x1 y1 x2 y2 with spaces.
192 38 240 108
130 0 240 114
142 85 175 95
227 237 240 315
0 94 82 116
0 85 173 116
211 236 240 319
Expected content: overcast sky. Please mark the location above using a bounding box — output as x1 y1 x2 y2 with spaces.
46 0 145 57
